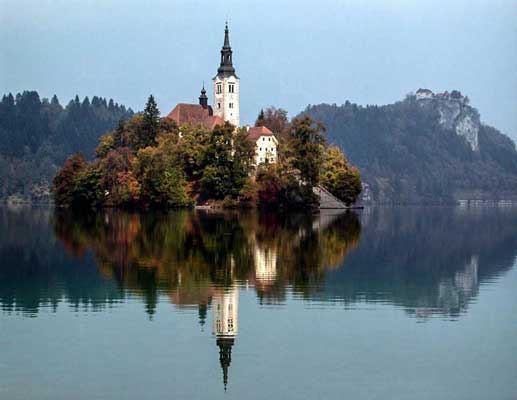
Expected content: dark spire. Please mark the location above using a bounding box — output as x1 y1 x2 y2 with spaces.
198 302 207 328
216 337 234 391
217 22 236 76
199 83 208 108
223 21 231 48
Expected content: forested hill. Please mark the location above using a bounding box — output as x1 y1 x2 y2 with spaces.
302 93 517 204
0 91 133 202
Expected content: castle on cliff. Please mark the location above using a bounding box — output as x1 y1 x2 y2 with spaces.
415 88 478 151
166 23 278 165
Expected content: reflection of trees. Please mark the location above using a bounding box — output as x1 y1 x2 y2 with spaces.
319 207 517 319
248 212 361 303
3 206 517 321
52 210 362 314
0 207 122 316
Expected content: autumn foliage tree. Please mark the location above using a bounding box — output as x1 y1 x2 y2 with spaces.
320 145 361 205
52 153 88 207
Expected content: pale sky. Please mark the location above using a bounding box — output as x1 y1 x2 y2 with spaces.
1 0 516 141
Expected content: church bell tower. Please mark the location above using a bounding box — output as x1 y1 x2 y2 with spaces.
213 22 240 127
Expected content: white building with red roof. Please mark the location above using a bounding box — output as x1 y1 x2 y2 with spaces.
246 126 278 164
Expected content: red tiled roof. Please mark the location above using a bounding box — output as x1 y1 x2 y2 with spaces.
247 126 274 142
166 103 224 130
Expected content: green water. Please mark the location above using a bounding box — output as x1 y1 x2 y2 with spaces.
1 206 516 399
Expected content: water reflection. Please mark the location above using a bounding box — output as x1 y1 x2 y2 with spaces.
2 207 517 319
48 210 360 311
2 206 517 390
320 207 517 320
1 206 517 396
213 285 239 390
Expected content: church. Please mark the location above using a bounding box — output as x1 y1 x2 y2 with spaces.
166 23 278 165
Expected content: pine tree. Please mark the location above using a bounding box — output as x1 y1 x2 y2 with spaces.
113 119 126 147
141 94 160 148
51 94 60 107
255 109 265 126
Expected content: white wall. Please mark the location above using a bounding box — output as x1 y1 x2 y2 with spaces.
213 75 240 127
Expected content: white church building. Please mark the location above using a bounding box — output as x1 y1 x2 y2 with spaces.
166 23 277 165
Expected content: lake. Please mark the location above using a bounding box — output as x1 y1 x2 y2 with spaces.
1 206 516 400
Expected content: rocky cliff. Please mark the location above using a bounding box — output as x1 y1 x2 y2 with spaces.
417 89 479 151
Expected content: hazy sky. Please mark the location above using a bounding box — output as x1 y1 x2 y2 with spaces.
1 0 516 140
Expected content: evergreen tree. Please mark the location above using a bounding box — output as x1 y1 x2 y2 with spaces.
255 109 265 126
113 119 126 148
138 94 160 149
51 95 60 107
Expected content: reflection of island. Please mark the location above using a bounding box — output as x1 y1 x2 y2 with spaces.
47 210 361 312
2 206 517 322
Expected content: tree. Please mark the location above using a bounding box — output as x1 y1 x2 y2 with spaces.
113 119 126 148
99 148 134 201
255 109 265 126
51 155 103 209
287 116 325 187
134 144 190 207
200 122 235 199
72 163 103 208
255 107 289 136
52 153 87 207
256 164 284 208
231 127 256 196
281 116 325 207
320 145 361 206
139 94 160 148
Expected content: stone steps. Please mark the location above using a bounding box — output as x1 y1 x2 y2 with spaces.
314 186 348 209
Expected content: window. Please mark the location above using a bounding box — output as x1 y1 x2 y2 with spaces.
228 318 234 332
268 138 271 141
229 83 235 93
229 103 233 109
260 147 262 151
216 83 222 94
217 102 221 109
216 319 222 333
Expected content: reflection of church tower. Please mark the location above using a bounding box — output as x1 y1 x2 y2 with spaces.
212 286 239 390
217 336 233 391
198 302 208 330
254 244 277 285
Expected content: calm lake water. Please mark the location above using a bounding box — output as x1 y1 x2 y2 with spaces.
1 206 516 400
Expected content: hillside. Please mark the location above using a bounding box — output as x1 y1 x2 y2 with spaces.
302 91 517 204
0 91 133 202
